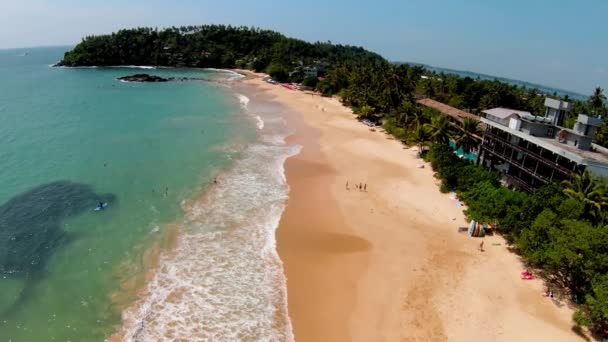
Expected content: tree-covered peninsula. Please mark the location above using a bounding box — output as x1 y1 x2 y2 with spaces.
58 25 383 69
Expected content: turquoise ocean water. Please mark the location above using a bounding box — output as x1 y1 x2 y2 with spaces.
0 47 265 341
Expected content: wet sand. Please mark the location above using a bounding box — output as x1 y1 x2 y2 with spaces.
241 73 586 341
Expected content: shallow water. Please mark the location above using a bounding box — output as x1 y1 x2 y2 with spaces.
119 85 298 341
0 47 256 341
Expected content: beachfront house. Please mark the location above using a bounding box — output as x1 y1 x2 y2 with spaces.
303 66 321 78
477 98 608 191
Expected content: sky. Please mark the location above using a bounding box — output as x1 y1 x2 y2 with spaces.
1 0 606 94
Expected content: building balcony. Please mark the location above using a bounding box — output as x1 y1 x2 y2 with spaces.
482 130 574 177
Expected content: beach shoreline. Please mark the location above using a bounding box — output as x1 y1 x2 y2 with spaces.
239 72 586 341
109 73 298 341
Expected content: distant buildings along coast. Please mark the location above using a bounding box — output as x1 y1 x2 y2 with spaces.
398 62 587 101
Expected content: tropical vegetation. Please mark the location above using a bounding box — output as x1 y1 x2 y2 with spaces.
59 25 383 71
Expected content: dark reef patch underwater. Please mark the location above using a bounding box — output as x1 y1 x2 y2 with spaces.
0 181 116 317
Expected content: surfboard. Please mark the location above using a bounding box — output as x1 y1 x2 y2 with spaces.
94 203 108 211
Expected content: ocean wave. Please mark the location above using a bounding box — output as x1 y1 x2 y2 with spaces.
235 94 265 130
119 65 157 69
49 64 99 69
256 116 265 130
119 128 299 341
236 93 250 108
206 68 245 81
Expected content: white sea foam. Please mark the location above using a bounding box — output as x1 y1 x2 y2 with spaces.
256 116 265 130
236 94 265 130
120 99 299 341
112 65 157 69
237 93 250 108
206 68 245 81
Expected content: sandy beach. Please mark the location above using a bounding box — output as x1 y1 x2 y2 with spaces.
241 73 586 341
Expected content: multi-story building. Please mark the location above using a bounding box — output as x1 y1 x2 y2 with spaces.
478 98 608 191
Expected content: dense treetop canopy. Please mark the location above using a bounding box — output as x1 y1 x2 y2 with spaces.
59 25 384 69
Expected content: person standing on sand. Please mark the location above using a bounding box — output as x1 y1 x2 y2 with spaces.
364 184 367 191
346 181 349 190
479 239 484 252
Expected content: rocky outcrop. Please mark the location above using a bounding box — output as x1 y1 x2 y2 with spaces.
117 74 209 83
117 74 169 82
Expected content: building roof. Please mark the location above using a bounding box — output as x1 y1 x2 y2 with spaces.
481 117 608 165
482 108 532 120
545 97 570 111
416 98 478 122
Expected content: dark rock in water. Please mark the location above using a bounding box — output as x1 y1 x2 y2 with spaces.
0 181 116 277
118 74 169 82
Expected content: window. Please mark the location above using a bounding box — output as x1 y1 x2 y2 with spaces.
547 127 554 137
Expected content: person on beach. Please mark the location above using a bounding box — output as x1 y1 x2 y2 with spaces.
346 181 349 190
479 239 484 252
364 184 367 191
359 183 363 191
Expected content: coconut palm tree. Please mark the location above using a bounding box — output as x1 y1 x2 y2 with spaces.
423 79 435 97
424 114 451 145
589 87 607 114
455 118 482 154
411 124 430 155
358 105 375 120
562 171 608 217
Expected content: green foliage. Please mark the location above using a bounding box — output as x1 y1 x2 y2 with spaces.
267 63 289 83
424 115 451 145
411 124 430 154
562 171 608 222
320 61 421 113
517 209 558 265
454 118 481 154
382 118 408 141
589 87 607 114
60 25 384 70
301 76 319 88
357 105 375 118
289 69 305 83
577 274 608 331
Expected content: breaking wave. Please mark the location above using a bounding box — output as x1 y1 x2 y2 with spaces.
118 91 298 341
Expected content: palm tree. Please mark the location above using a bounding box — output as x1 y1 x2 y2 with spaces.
424 114 451 145
589 87 606 114
455 118 481 154
423 79 435 97
411 124 430 156
406 106 426 130
358 105 375 119
562 171 608 217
